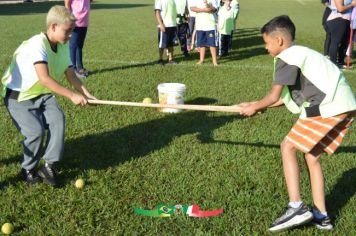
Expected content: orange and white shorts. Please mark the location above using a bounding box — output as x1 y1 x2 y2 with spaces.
286 112 355 155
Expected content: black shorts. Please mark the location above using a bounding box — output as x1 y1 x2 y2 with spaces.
158 27 176 49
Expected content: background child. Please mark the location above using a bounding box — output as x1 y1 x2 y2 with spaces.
1 6 96 187
229 0 240 50
325 0 356 68
218 0 238 57
175 0 190 57
187 0 197 51
238 15 356 233
155 0 178 65
65 0 91 78
190 0 219 65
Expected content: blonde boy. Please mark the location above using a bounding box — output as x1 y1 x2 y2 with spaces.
1 6 96 187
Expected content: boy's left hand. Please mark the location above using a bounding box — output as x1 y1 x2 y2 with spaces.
238 103 258 117
84 92 97 101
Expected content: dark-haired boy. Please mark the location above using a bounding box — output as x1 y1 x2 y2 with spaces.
237 15 356 233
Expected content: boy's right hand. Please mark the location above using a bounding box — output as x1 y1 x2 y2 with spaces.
70 93 88 106
159 24 165 32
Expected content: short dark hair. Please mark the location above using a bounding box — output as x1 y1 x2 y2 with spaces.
261 15 296 41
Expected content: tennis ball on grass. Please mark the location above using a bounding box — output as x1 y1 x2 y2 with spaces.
1 223 14 235
142 97 153 104
75 178 85 189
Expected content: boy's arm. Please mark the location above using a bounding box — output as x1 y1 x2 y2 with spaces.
64 0 72 11
34 63 88 106
155 10 165 32
334 0 356 13
65 67 96 100
238 85 284 116
268 98 284 108
190 5 217 13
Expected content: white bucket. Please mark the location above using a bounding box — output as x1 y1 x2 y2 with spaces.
157 83 186 113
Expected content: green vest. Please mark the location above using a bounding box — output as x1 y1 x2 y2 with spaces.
275 45 356 118
1 33 71 101
161 0 177 27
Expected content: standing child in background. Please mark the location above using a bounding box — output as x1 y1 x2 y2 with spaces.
175 0 190 57
229 0 239 50
190 0 219 66
346 7 356 62
321 0 331 56
187 0 197 51
64 0 91 78
155 0 178 65
1 6 96 187
238 15 356 233
218 0 238 57
325 0 356 68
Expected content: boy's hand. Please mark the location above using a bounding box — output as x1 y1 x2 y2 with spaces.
237 101 257 107
159 24 166 32
70 93 88 106
239 104 258 117
84 92 97 100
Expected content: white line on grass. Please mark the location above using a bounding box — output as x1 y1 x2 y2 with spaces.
2 55 355 73
86 59 272 70
86 59 356 74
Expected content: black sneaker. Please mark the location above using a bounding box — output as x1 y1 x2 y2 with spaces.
269 203 313 233
37 163 58 187
157 59 164 65
19 168 41 185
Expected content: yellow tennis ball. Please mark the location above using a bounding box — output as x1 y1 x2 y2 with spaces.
1 223 14 235
75 178 85 189
142 97 152 104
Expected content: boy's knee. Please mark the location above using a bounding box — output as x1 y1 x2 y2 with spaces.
25 124 45 141
280 138 294 152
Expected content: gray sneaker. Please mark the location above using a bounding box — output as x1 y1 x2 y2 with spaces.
269 203 313 233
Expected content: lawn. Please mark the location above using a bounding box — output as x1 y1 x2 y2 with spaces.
0 0 355 235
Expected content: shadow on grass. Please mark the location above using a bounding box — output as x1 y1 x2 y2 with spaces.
89 60 158 75
60 98 242 182
219 27 266 62
0 2 149 15
326 167 356 224
0 97 241 188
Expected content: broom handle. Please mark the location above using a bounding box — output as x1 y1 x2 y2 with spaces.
88 99 242 113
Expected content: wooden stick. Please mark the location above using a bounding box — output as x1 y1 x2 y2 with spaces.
88 99 242 113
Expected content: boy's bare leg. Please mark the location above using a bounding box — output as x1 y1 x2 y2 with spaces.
197 47 205 64
159 48 164 60
210 47 218 66
281 139 301 202
168 47 174 61
305 145 325 212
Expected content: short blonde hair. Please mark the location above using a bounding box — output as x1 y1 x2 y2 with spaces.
46 5 76 28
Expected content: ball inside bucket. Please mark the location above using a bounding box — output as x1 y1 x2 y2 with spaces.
157 83 186 113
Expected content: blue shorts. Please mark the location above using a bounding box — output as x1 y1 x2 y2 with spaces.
158 27 176 49
196 30 218 47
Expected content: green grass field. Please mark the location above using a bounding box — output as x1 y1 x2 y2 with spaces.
0 0 355 235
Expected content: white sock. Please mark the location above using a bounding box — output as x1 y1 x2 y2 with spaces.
288 201 303 208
